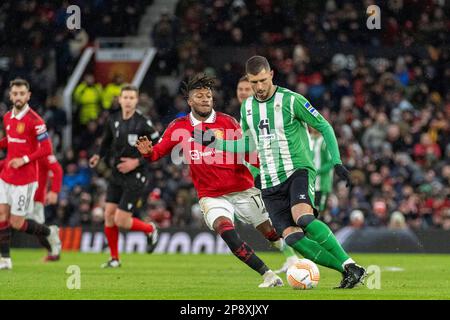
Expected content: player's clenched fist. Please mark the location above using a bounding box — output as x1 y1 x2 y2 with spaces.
136 136 153 155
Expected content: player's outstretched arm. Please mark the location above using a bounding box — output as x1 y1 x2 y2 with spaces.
135 120 179 162
194 129 256 153
294 95 351 187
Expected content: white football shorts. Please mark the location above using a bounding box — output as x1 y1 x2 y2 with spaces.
199 187 270 231
0 179 38 216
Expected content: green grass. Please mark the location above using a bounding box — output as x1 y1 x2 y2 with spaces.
1 249 450 300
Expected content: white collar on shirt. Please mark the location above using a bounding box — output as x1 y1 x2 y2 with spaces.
189 109 217 126
11 104 30 120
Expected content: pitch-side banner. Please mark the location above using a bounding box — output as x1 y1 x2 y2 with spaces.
11 225 450 253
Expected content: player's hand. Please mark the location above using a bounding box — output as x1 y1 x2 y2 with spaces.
117 157 139 174
334 164 351 188
89 154 100 168
192 128 216 147
8 157 25 169
46 191 58 205
135 136 153 155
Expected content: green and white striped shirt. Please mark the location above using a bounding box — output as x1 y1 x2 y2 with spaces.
237 86 341 189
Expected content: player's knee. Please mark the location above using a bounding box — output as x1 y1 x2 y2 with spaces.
255 219 274 234
213 216 234 235
0 205 9 219
296 213 315 229
9 217 25 230
284 231 305 246
113 214 127 228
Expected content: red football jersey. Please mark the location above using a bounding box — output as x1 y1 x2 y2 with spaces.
34 154 63 203
0 105 52 185
144 111 255 198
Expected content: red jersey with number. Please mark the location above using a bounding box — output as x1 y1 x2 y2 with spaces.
0 105 52 185
143 111 257 198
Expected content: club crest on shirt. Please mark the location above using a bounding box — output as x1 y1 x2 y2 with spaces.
275 103 281 111
16 122 25 134
212 128 224 139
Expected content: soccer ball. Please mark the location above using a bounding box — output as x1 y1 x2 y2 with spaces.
286 259 320 290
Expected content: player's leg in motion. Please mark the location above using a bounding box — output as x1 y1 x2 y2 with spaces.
282 226 344 273
0 204 13 270
27 202 59 261
114 209 158 253
102 202 121 268
293 206 364 288
212 216 282 288
254 220 299 273
9 214 60 251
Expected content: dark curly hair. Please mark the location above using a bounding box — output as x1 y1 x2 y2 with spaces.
181 73 215 98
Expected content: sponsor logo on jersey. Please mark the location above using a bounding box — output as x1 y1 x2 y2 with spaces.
190 149 221 160
16 122 25 134
257 118 275 143
304 102 319 117
7 136 26 143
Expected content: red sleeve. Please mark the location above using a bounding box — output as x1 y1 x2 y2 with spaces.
28 138 53 162
144 120 183 162
47 155 63 193
27 119 52 162
0 137 7 150
0 159 5 171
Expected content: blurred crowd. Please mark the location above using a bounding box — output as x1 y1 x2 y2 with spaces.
0 0 449 231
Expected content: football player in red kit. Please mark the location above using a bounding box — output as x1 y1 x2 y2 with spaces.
0 153 62 261
136 74 284 288
0 79 61 270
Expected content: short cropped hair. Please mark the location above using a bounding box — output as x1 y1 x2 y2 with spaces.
9 78 30 90
245 56 271 75
120 84 139 95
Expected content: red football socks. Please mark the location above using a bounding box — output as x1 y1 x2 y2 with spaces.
104 225 119 260
130 218 154 234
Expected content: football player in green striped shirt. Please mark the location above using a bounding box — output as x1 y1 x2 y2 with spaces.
236 76 300 274
201 56 366 288
310 128 334 212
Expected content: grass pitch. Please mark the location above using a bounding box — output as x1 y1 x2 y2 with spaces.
1 250 449 300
